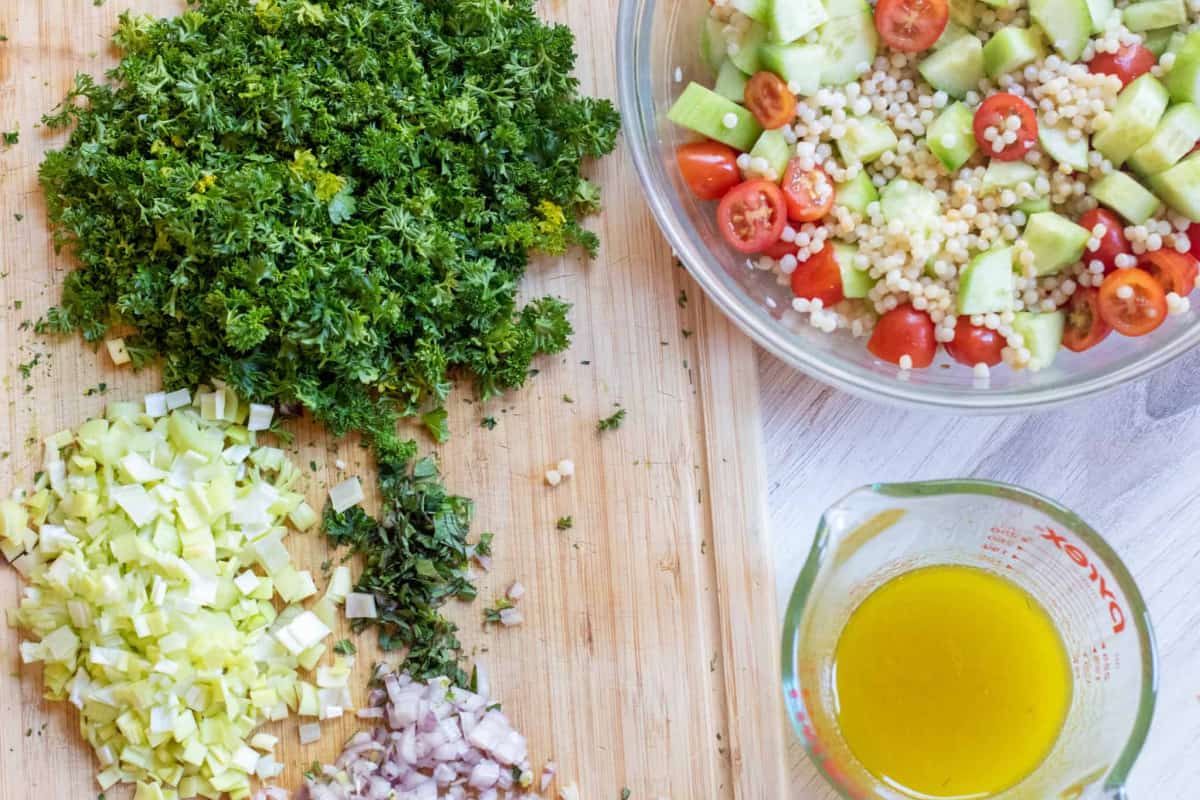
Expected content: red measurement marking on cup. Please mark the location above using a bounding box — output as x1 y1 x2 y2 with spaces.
790 688 869 800
1039 526 1127 635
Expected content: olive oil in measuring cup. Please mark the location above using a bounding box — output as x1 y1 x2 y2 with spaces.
833 564 1072 798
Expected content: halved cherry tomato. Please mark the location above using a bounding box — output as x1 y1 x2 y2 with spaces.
781 161 836 223
945 319 1005 367
1077 208 1132 274
1062 287 1112 352
1141 250 1199 296
868 304 937 368
973 93 1038 162
1088 44 1156 88
717 179 787 254
1188 223 1200 258
745 71 797 130
762 239 799 260
676 142 741 201
790 247 845 307
1097 268 1168 337
874 0 949 53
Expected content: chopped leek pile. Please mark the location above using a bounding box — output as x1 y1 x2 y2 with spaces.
0 387 352 799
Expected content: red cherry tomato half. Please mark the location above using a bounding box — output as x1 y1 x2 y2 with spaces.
1097 268 1168 337
973 93 1038 162
945 319 1006 367
745 71 797 130
1077 208 1132 274
717 179 787 254
1062 287 1112 352
790 247 845 307
1141 249 1199 296
676 142 741 201
762 239 800 260
1188 223 1200 258
868 304 937 368
1088 44 1157 88
781 161 836 223
874 0 949 53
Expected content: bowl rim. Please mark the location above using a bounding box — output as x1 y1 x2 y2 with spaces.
615 0 1200 413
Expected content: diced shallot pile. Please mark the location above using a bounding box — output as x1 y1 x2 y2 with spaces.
296 666 539 800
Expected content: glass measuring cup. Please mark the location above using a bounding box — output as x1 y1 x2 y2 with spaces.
781 480 1157 800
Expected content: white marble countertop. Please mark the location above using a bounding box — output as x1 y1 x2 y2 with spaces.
759 349 1200 798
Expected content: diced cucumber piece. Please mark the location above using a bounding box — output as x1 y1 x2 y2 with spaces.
837 116 899 166
668 83 764 152
1018 196 1052 215
934 22 972 51
983 26 1047 79
1030 0 1092 62
715 61 751 103
833 243 873 298
835 171 879 216
701 18 727 74
1091 172 1162 224
1166 31 1189 59
1128 103 1200 176
1147 153 1200 222
1092 74 1170 167
1023 212 1090 276
926 102 978 172
1086 0 1115 32
949 0 979 26
958 247 1015 315
982 160 1039 193
819 10 878 86
769 0 828 43
1165 32 1200 105
750 130 792 180
761 42 824 97
1012 312 1065 370
1122 0 1186 32
730 22 770 75
823 0 870 18
1038 120 1090 172
1142 28 1175 58
733 0 770 23
919 36 985 99
881 179 942 245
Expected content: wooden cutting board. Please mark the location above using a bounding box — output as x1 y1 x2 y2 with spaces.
0 1 790 798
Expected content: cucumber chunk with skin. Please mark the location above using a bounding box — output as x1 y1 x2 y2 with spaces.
1092 172 1162 224
730 22 769 75
749 129 792 180
835 171 880 216
819 10 878 86
1012 312 1066 370
1086 0 1115 32
701 18 727 74
919 36 985 99
823 0 870 18
769 0 828 43
1092 74 1170 167
958 247 1015 315
714 61 751 103
760 42 824 97
1029 0 1092 62
1147 153 1200 222
1018 196 1052 215
1038 120 1090 172
1023 212 1091 276
982 160 1039 193
834 243 874 298
881 179 942 249
1122 0 1186 32
1165 32 1200 105
1128 103 1200 176
838 116 899 166
983 26 1047 79
732 0 770 23
668 83 764 152
927 102 978 172
1142 28 1175 58
934 21 972 51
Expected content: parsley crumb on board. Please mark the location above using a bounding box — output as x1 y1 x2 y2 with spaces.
598 407 626 432
556 515 573 530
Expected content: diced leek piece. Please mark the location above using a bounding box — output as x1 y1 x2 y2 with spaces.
329 477 365 513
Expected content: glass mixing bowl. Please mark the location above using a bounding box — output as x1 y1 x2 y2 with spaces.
615 0 1200 411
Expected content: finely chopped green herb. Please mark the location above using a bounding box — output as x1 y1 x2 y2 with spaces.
38 0 619 681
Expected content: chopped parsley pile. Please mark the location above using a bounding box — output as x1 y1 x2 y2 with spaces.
38 0 619 680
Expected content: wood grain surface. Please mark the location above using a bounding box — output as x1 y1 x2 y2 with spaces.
762 351 1200 798
0 1 789 798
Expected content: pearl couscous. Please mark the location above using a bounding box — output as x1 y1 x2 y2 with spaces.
669 0 1200 376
